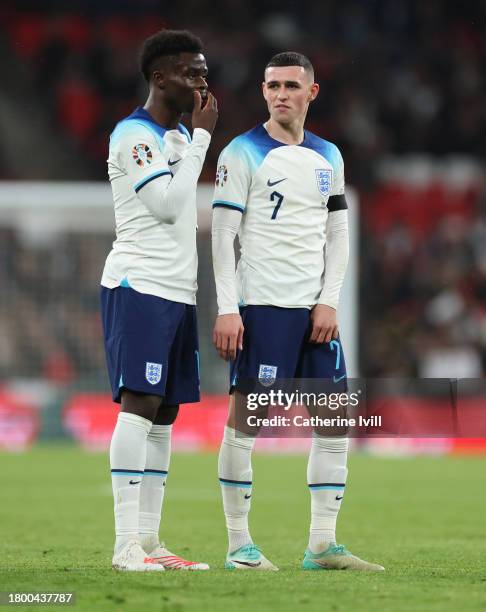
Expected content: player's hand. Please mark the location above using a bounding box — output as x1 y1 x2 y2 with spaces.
213 314 244 361
309 304 339 344
192 91 218 134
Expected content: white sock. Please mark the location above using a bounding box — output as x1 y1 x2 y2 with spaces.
110 412 152 555
307 435 349 553
139 424 172 554
218 426 256 553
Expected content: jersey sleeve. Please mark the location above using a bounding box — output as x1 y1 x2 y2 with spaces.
111 124 210 224
212 141 252 214
330 145 345 197
114 127 172 194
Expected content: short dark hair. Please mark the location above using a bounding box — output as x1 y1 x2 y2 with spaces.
265 52 314 78
140 29 203 81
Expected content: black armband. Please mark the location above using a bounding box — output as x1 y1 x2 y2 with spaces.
327 194 348 212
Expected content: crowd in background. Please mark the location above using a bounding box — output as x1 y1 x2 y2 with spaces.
0 1 485 384
362 183 486 378
3 1 485 186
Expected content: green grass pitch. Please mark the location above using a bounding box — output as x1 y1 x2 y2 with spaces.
1 446 485 611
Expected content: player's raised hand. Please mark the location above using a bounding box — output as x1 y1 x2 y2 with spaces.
309 304 339 344
192 91 218 134
213 313 244 361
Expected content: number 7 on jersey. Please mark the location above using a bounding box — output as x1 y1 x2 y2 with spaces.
270 191 284 220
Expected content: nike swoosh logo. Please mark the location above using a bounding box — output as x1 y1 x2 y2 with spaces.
168 158 180 166
232 560 261 567
335 495 343 500
244 493 252 499
267 178 287 187
333 375 346 383
129 480 141 485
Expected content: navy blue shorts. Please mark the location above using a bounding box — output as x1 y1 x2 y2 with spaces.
230 305 346 389
100 286 200 404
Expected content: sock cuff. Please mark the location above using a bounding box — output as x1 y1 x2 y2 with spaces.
148 424 172 439
223 426 256 450
117 411 153 433
311 435 349 453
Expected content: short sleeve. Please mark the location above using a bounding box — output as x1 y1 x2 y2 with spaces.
212 141 252 213
113 127 172 194
330 146 345 197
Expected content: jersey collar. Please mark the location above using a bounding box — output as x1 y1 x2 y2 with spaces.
128 107 189 139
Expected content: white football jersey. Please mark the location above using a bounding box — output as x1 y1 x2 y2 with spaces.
101 107 208 305
212 124 346 308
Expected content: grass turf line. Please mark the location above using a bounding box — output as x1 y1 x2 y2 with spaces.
1 447 485 611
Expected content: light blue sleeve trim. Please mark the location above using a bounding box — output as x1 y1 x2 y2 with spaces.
212 200 245 212
134 170 171 193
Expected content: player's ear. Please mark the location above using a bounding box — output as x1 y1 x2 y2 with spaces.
152 70 165 89
308 82 319 102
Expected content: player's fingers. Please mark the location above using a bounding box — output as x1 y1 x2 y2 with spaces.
216 333 226 360
332 326 339 340
324 328 333 344
215 333 222 356
224 335 233 361
228 334 237 361
309 325 320 343
236 325 244 351
218 334 228 361
193 90 202 112
202 91 213 111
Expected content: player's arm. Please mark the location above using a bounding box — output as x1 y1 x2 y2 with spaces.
310 149 349 344
211 142 250 361
212 207 244 360
125 92 218 224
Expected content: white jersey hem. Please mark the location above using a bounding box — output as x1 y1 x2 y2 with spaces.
100 279 196 306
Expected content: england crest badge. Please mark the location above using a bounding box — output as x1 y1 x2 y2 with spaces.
315 169 332 196
145 362 162 385
258 364 277 387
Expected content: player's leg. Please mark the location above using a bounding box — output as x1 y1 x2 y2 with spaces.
298 335 384 570
110 390 165 571
220 392 280 570
101 286 179 571
138 403 179 556
219 306 308 571
219 392 257 556
139 304 209 569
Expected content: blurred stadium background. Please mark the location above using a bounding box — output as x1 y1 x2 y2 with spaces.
0 0 485 454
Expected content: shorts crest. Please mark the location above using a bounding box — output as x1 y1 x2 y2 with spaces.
258 364 277 387
146 362 162 385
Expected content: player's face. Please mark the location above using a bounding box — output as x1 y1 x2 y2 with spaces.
262 66 319 125
161 53 208 113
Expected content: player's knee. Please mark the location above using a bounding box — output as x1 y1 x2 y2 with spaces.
228 390 268 436
311 434 349 452
120 389 161 422
154 404 179 425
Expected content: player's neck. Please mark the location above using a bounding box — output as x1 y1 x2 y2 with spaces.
143 94 182 130
264 118 305 145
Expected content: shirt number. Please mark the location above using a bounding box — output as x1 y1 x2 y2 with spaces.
270 191 284 220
